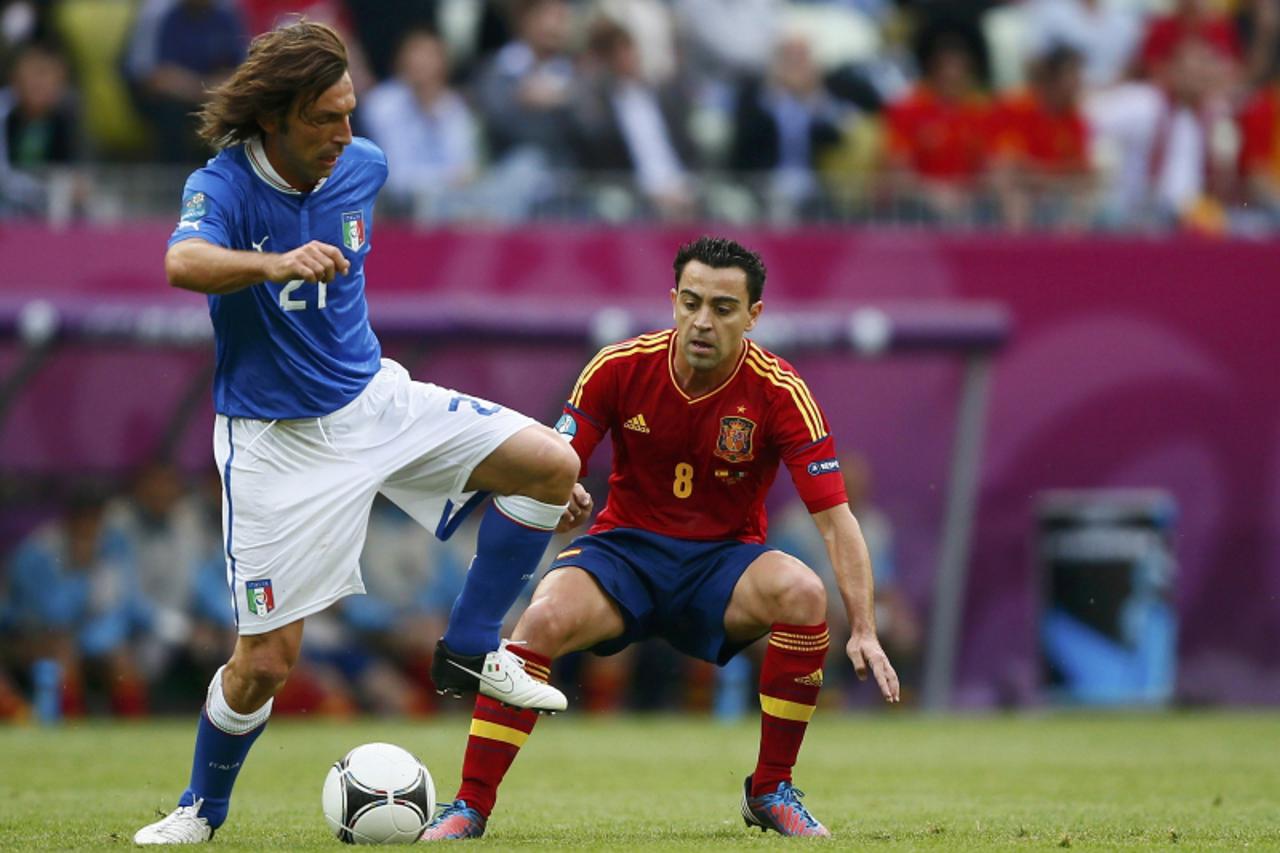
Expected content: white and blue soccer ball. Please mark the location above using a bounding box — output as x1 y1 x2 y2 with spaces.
322 742 435 844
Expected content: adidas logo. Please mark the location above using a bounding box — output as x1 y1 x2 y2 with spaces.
794 669 824 687
623 414 650 433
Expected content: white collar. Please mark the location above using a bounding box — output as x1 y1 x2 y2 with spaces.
246 136 329 195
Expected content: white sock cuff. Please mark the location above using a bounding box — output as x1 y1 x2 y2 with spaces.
493 494 567 531
205 665 273 734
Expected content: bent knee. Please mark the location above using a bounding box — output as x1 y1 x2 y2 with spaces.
232 645 294 691
517 596 597 660
517 596 572 648
516 570 618 656
522 429 580 499
773 561 828 624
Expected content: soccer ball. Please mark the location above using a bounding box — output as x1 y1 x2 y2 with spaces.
322 742 435 844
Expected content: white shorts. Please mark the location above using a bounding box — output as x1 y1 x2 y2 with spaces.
213 358 535 635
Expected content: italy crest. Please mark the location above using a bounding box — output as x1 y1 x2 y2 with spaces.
246 579 275 616
714 415 756 463
341 210 365 251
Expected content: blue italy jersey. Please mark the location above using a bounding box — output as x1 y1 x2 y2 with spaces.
168 136 386 419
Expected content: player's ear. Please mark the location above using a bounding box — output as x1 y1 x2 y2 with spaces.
258 108 288 136
669 288 678 315
745 300 763 331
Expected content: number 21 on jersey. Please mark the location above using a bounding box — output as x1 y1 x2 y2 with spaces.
673 462 694 499
279 279 327 311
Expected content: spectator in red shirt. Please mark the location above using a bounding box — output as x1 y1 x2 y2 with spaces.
990 45 1092 229
1139 0 1242 80
883 31 993 223
1237 67 1280 220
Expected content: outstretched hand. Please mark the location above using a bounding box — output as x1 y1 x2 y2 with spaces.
555 483 593 534
847 631 900 703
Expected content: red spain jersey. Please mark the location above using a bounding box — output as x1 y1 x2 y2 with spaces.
1239 85 1280 181
991 91 1088 174
885 85 993 182
555 329 847 544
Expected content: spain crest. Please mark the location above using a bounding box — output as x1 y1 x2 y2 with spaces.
341 210 365 251
715 416 756 463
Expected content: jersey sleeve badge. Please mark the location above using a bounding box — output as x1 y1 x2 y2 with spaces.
178 191 207 229
714 416 756 463
806 457 841 476
554 413 577 439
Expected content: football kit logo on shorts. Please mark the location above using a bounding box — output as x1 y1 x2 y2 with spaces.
246 579 275 616
341 210 365 251
714 416 756 463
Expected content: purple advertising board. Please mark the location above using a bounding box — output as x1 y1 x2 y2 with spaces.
1 223 1277 704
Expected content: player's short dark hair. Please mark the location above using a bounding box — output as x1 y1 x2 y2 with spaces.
672 236 767 305
197 20 348 150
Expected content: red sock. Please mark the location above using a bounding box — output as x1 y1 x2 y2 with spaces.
752 622 829 797
454 645 548 817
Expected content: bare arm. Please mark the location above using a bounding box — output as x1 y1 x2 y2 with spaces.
811 502 900 702
165 237 350 295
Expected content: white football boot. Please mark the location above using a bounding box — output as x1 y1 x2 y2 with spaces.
448 639 567 713
133 799 213 845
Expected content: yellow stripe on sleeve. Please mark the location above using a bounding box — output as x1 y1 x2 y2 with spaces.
746 347 826 439
744 358 823 441
469 719 529 747
569 336 670 408
759 694 818 723
748 345 822 407
745 351 823 431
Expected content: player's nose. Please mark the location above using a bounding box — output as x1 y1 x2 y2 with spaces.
336 115 353 145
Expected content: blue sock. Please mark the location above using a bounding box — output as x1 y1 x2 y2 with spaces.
177 710 267 829
442 502 555 655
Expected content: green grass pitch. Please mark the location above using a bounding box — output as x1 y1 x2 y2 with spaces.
0 711 1276 850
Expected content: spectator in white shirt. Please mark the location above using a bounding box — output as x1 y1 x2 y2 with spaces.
1023 0 1146 90
1086 36 1238 229
360 28 478 217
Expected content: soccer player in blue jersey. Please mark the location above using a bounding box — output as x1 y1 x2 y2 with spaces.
133 22 591 845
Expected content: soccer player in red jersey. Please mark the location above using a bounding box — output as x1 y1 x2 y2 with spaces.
421 236 900 841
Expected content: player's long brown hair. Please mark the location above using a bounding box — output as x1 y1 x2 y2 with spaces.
196 20 348 150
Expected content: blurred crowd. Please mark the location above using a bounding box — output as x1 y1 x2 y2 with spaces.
0 463 472 721
2 0 1280 231
0 454 921 721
